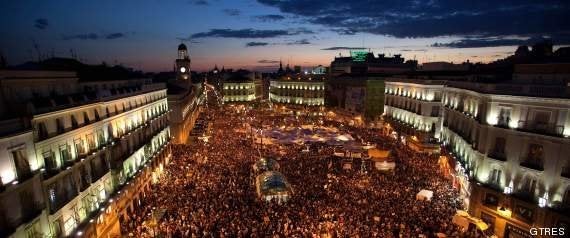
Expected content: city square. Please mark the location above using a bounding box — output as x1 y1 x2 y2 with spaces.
120 88 471 237
1 1 570 238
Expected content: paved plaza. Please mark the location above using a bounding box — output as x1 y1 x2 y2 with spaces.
121 88 481 238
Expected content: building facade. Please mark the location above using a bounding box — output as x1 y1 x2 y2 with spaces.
0 70 172 238
326 75 385 124
382 63 570 237
221 70 261 103
330 52 417 76
383 78 445 152
168 43 204 144
269 75 325 113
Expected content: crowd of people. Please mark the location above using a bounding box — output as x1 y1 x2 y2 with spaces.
121 90 485 237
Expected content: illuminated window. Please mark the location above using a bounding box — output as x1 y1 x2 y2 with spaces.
490 168 501 185
12 148 31 179
521 176 537 195
563 188 570 206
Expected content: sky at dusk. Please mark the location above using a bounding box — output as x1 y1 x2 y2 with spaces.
1 0 569 72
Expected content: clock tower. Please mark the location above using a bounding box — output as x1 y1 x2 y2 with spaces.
175 43 191 81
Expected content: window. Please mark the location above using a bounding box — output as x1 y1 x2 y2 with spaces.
71 115 78 129
97 129 105 146
493 137 506 155
56 118 65 133
431 106 440 117
12 149 31 179
534 111 550 125
562 162 570 178
497 108 511 127
521 176 537 194
564 188 570 206
38 122 48 140
108 124 114 139
523 144 544 169
48 185 56 204
74 138 85 156
83 111 90 124
94 109 100 121
86 133 96 151
43 150 57 171
490 168 501 185
59 144 71 162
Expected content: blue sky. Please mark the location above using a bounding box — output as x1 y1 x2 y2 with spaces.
1 0 568 72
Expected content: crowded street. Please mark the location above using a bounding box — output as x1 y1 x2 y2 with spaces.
120 87 477 238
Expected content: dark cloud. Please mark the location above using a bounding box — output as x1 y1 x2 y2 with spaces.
106 33 125 39
246 39 310 47
192 28 313 39
223 9 241 16
246 42 270 47
63 32 129 40
258 59 280 64
176 36 202 44
34 18 48 30
332 28 357 35
257 0 570 39
321 46 367 51
253 14 286 22
189 0 209 5
286 39 311 45
432 35 570 48
289 27 314 34
63 33 99 40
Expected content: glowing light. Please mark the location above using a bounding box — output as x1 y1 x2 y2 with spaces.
497 207 512 217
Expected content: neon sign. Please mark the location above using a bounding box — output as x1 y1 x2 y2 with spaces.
350 50 367 62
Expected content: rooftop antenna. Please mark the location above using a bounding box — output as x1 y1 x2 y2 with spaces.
31 38 41 61
28 49 33 61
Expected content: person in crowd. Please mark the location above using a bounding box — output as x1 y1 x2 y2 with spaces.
122 92 482 238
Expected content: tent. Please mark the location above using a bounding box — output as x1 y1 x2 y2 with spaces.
255 171 292 203
416 190 434 201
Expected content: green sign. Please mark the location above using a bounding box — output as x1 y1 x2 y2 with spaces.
350 50 367 62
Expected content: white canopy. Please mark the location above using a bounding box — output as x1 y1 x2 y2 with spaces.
416 190 433 201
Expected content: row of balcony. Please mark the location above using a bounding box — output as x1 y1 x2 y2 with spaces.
443 104 482 123
46 112 168 216
384 90 442 102
384 115 437 143
109 121 169 170
445 103 566 138
36 93 168 141
40 108 168 179
70 138 171 238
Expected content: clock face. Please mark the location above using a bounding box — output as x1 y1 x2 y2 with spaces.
180 66 187 73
